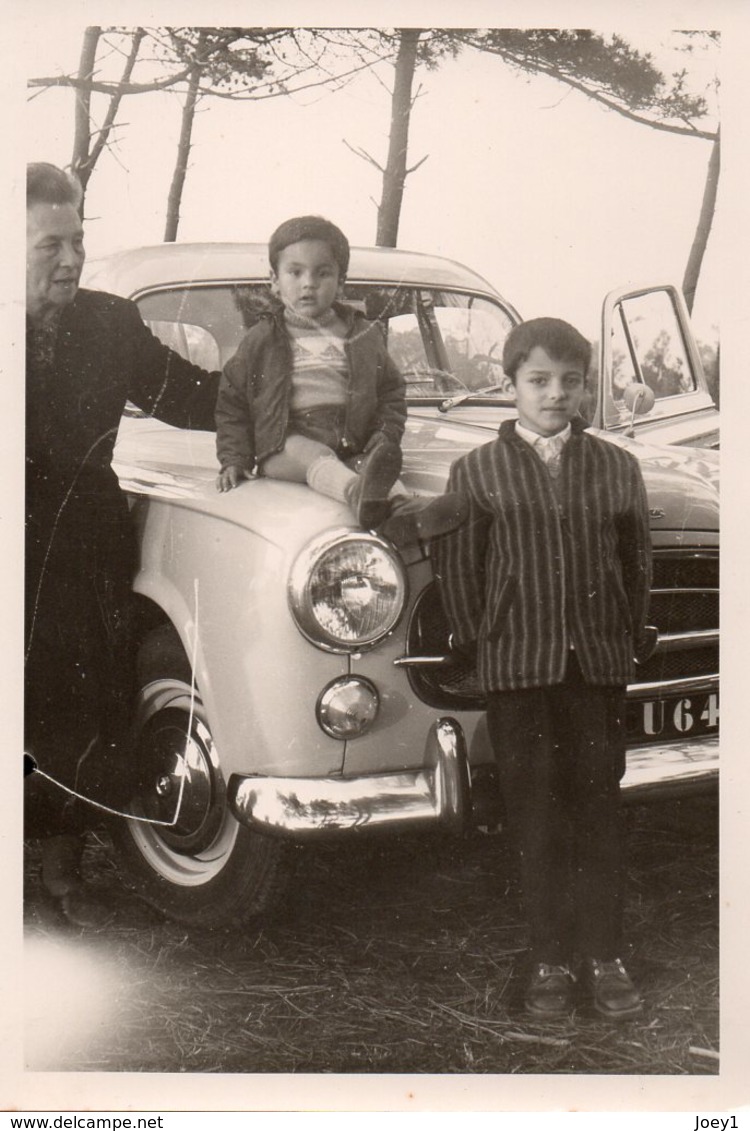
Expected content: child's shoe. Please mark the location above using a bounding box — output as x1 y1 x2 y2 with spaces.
580 957 643 1019
524 962 576 1018
346 439 403 528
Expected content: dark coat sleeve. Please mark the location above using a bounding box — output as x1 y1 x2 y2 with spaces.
215 335 257 471
431 454 492 649
113 296 220 431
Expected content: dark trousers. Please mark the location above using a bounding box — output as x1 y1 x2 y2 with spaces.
25 485 138 837
486 655 627 964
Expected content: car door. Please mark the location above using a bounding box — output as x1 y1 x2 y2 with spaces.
597 284 719 448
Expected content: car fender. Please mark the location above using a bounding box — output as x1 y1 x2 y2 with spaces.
130 493 350 780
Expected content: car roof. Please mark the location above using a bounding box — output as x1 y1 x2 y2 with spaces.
82 241 512 305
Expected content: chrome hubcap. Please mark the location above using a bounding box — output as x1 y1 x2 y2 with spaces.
135 685 226 856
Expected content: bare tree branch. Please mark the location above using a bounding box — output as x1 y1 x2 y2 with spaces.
343 139 384 172
192 55 392 101
87 29 146 173
532 63 717 139
405 153 429 176
29 34 394 104
463 31 717 141
28 71 195 95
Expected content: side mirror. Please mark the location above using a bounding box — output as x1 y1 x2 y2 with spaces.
622 383 656 436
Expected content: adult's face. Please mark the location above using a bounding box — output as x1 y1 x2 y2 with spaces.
26 202 85 324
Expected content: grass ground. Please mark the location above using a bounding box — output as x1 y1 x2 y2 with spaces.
23 793 718 1075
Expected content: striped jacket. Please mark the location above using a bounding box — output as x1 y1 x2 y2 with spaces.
433 418 652 691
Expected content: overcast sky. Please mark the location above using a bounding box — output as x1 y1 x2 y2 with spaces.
18 10 726 343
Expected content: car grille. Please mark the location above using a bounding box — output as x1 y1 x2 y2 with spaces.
404 549 718 711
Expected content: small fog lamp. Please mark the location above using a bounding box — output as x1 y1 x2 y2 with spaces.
317 676 380 739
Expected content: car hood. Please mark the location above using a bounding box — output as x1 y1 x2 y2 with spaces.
113 413 719 555
590 428 719 533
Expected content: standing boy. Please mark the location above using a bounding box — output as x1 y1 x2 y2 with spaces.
433 317 653 1019
216 215 465 546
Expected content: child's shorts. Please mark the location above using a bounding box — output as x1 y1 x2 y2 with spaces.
288 405 356 459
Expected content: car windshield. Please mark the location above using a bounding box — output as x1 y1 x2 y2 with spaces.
136 282 518 403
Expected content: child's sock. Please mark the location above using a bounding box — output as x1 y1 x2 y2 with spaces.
306 453 357 503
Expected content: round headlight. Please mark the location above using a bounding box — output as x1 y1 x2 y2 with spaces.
289 528 407 652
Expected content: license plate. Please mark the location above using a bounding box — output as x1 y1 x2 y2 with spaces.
627 692 719 744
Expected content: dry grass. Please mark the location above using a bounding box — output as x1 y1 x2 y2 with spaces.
23 794 718 1075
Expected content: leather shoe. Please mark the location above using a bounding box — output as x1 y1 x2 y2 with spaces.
524 963 576 1018
60 886 115 929
581 957 643 1019
378 492 468 547
346 439 403 528
41 834 85 898
40 835 114 929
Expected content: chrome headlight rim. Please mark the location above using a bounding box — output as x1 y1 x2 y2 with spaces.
288 526 408 654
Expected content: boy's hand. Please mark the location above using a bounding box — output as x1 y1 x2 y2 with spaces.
446 635 477 667
217 465 251 492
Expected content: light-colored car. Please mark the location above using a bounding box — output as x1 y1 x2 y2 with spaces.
81 244 719 927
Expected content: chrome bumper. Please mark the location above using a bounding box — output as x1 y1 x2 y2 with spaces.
621 733 719 800
228 717 470 838
227 719 718 838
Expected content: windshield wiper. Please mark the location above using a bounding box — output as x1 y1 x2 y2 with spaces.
438 383 509 413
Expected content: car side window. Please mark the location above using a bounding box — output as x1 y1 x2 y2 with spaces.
346 285 436 394
383 311 436 393
430 301 512 393
611 291 697 404
143 319 221 371
138 286 257 367
137 281 516 399
345 284 515 400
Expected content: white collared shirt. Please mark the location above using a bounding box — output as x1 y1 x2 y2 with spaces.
515 420 573 646
515 420 572 454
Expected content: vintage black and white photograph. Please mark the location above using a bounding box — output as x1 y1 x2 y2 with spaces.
5 0 745 1116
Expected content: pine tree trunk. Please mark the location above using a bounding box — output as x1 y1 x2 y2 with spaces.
682 129 720 314
71 25 101 211
87 30 145 178
70 27 144 215
164 62 201 242
376 29 422 247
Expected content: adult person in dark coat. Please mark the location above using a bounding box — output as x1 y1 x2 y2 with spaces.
25 162 220 925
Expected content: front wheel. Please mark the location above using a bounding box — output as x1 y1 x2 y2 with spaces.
113 625 293 927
